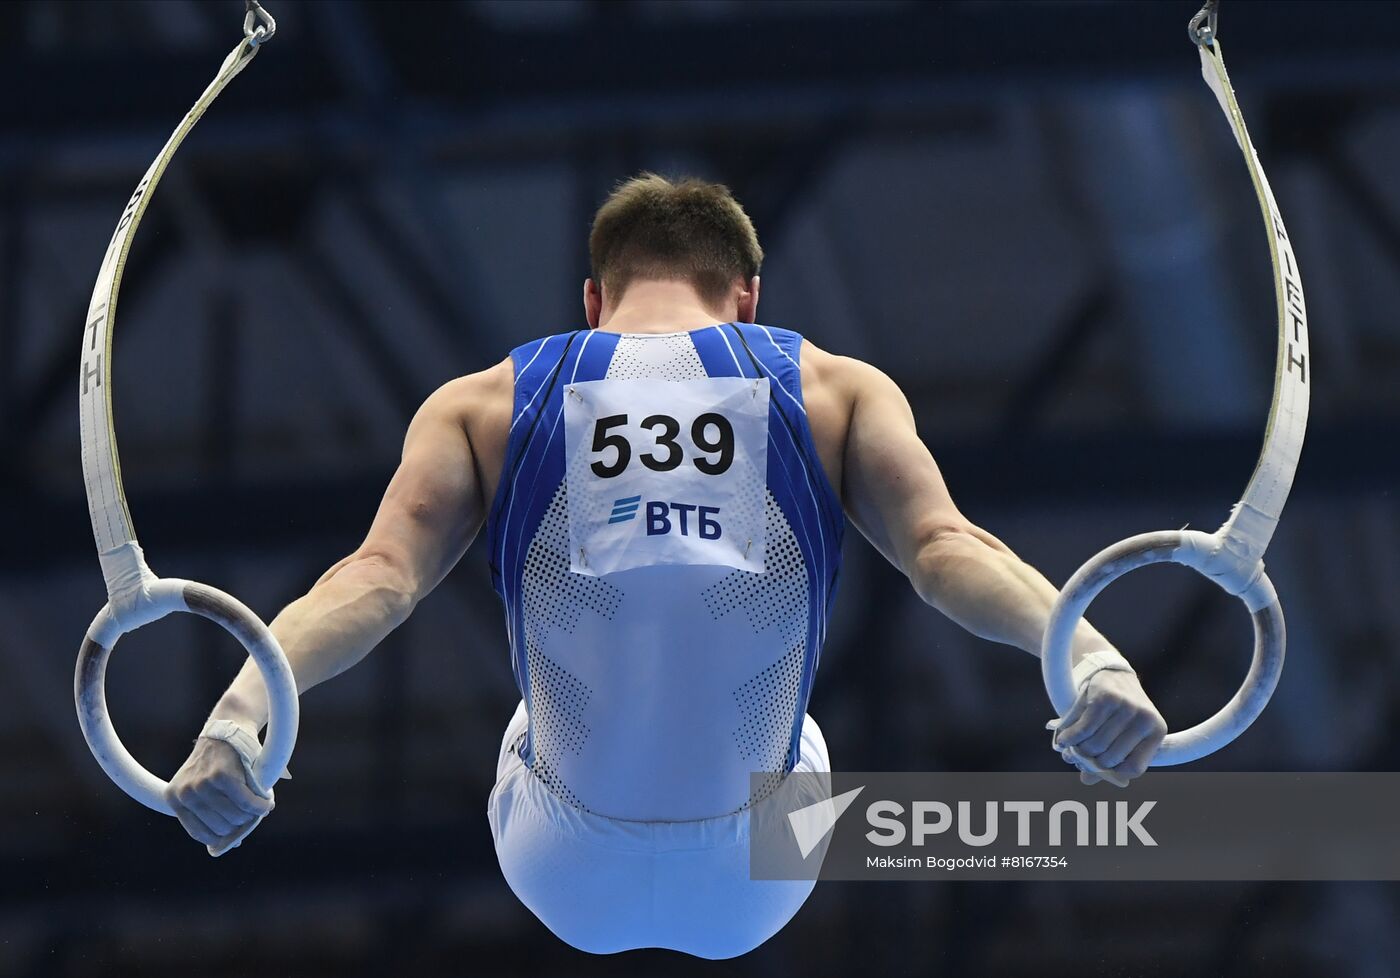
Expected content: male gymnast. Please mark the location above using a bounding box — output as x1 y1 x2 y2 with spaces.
166 173 1166 958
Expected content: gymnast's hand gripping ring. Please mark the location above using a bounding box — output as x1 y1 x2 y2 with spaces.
1042 1 1309 766
75 3 297 818
1042 530 1285 767
77 577 298 813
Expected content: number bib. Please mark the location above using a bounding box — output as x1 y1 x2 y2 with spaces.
562 376 770 576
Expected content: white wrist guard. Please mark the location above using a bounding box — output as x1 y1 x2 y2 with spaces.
1071 649 1135 693
198 718 290 857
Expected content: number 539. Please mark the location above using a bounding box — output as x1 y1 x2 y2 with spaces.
590 413 735 478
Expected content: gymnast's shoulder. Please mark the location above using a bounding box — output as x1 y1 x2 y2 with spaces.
410 358 515 446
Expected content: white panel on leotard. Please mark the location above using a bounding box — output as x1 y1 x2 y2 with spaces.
515 330 820 819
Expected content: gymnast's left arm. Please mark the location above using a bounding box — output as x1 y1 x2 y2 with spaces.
833 353 1167 786
164 375 485 848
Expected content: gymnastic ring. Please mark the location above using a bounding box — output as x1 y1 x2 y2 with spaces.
75 578 299 815
1041 529 1285 766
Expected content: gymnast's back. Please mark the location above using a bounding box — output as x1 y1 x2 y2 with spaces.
484 323 843 820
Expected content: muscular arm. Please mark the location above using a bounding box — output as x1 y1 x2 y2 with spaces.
212 379 486 731
165 371 499 851
831 354 1165 784
839 357 1109 663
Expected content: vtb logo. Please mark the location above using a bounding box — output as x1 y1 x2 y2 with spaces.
607 497 722 539
608 495 642 524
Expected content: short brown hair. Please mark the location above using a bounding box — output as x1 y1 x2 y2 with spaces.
589 173 763 308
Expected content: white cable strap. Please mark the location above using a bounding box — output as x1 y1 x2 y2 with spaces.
94 542 166 637
1172 526 1273 613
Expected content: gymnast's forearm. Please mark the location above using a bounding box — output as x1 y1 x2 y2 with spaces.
208 554 417 731
910 527 1112 664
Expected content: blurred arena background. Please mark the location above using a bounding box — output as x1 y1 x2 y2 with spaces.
3 1 1399 975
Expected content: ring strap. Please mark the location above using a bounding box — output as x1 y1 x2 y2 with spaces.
1036 7 1305 768
1194 37 1310 570
72 6 297 833
79 33 264 593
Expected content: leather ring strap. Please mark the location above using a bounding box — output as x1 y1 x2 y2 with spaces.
1041 7 1307 765
73 4 298 817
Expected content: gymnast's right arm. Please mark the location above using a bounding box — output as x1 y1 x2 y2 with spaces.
165 376 487 849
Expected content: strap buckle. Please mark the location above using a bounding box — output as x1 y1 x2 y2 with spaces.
244 0 277 47
1189 0 1220 48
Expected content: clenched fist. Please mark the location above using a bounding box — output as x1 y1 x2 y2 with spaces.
1048 668 1167 787
165 732 274 855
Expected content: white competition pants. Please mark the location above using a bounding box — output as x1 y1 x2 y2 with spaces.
487 699 830 959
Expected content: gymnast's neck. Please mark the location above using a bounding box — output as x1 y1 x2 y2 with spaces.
587 276 757 335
